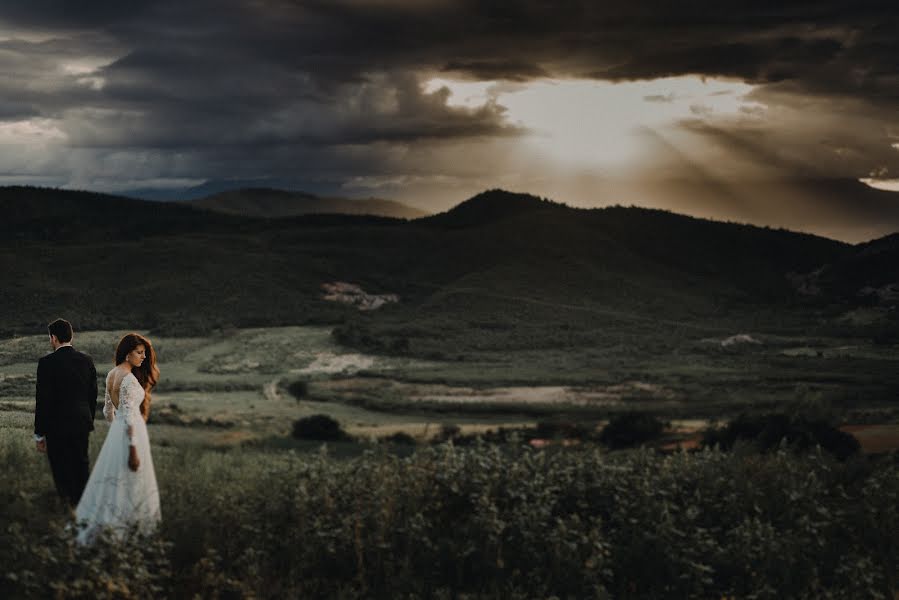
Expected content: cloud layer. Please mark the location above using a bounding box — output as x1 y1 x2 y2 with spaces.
0 0 897 239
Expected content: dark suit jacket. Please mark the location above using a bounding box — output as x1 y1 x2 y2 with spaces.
34 346 98 437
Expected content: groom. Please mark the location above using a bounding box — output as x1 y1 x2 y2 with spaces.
34 318 98 507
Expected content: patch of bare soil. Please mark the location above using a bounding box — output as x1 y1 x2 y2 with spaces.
840 424 899 454
317 378 679 408
321 281 399 311
291 352 376 375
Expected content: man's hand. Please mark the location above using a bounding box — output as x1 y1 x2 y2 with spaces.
35 439 46 454
128 445 140 472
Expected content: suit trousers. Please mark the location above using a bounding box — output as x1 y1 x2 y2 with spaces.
46 432 90 507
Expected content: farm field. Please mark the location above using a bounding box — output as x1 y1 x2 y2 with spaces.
1 326 897 453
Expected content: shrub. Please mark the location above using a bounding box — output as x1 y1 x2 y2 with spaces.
436 423 461 442
599 412 666 449
380 431 416 445
2 435 897 598
535 420 596 441
2 523 172 599
291 414 351 441
286 380 308 400
702 412 861 459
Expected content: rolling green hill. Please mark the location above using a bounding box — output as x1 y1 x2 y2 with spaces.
0 186 246 241
814 233 899 300
0 186 893 355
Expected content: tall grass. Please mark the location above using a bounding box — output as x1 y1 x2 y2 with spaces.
1 432 896 599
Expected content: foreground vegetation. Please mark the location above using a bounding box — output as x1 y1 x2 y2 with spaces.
1 182 896 598
1 433 896 599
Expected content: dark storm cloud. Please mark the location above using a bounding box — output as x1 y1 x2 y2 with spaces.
5 1 895 101
284 0 897 92
0 0 146 29
0 0 896 199
0 34 121 117
441 61 550 82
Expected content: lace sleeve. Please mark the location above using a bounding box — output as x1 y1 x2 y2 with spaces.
119 374 143 436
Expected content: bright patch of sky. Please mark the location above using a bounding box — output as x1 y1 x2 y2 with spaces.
424 76 765 170
0 29 57 43
0 119 67 143
860 178 899 192
60 59 109 76
60 58 112 90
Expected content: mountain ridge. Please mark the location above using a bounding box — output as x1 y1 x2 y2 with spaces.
420 189 569 228
186 187 428 219
0 185 894 335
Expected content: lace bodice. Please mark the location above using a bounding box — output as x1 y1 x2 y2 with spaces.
103 370 144 431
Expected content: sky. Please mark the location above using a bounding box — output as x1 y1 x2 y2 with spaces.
1 0 898 241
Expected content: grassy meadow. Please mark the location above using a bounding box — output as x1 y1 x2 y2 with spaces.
1 429 897 599
2 325 897 450
1 324 898 598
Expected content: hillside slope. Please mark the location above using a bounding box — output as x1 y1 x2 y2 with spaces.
1 186 885 352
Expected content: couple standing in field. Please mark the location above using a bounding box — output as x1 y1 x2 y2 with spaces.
34 318 161 544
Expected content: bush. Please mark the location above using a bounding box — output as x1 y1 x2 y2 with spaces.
2 523 172 599
535 420 596 441
599 412 666 449
436 423 461 442
286 380 308 400
2 435 897 598
380 431 416 445
291 414 351 441
702 412 861 459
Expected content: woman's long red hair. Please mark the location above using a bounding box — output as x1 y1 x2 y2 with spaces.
115 333 160 421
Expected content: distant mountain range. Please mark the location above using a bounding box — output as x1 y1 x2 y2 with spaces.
122 179 331 201
185 188 428 219
29 175 899 241
120 181 428 220
0 186 895 351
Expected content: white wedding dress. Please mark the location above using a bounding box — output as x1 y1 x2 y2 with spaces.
75 370 161 544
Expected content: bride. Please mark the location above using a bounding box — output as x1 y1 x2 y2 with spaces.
75 333 161 544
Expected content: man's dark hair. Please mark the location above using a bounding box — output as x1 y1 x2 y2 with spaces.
47 318 73 343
